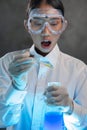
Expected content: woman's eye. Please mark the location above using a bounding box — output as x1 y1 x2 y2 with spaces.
34 21 42 26
35 23 41 26
50 20 62 26
50 21 58 26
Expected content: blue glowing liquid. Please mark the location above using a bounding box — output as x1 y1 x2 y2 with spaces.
44 112 65 130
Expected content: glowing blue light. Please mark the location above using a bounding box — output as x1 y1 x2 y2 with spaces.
44 112 65 130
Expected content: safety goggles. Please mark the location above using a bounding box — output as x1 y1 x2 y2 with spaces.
28 8 67 35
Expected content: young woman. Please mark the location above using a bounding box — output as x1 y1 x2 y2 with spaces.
0 0 87 130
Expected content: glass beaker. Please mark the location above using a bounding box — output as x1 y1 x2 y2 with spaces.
43 82 65 130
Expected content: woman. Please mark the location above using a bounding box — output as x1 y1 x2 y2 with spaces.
0 0 87 130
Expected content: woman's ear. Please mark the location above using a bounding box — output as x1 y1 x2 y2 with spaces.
24 20 28 32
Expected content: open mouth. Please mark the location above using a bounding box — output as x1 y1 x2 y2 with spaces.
41 40 51 48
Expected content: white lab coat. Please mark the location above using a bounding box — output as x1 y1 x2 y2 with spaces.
0 45 87 130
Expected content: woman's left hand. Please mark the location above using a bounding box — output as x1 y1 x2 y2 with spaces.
44 86 73 114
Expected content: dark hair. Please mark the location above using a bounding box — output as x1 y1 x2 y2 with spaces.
26 0 64 17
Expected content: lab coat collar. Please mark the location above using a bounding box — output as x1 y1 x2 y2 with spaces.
30 44 60 68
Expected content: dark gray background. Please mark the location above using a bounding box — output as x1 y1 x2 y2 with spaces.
0 0 87 130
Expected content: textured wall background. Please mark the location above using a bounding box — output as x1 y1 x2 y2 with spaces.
60 0 87 64
0 0 87 130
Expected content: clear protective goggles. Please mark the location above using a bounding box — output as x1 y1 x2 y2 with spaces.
28 8 67 35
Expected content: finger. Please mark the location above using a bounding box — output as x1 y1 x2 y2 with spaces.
45 98 55 104
13 57 35 66
44 88 60 97
9 62 33 76
45 92 52 98
15 56 34 63
46 99 62 106
13 63 33 75
45 91 60 99
9 59 33 71
48 91 60 97
13 50 34 61
46 94 64 103
53 98 68 107
45 97 57 104
18 63 33 73
46 86 58 92
13 49 30 58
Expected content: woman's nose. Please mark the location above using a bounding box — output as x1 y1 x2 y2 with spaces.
42 24 51 34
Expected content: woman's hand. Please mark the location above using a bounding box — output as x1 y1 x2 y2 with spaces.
44 85 73 114
9 50 35 90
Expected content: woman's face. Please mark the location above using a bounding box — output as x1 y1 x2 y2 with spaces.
27 3 66 55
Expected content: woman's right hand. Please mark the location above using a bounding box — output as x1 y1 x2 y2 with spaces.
8 50 35 90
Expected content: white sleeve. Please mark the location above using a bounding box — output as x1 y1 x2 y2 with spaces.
5 86 27 105
0 83 27 127
0 102 22 128
64 67 87 129
0 53 27 127
64 102 87 130
0 77 28 128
